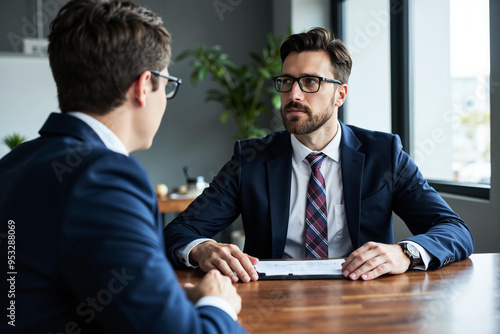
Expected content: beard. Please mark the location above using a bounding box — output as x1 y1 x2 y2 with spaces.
281 99 335 135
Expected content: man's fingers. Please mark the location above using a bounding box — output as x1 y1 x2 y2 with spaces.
223 245 259 282
341 242 373 269
205 270 242 314
246 254 260 265
343 249 376 276
347 256 386 280
214 257 240 282
359 262 390 280
199 243 259 283
342 242 386 279
243 255 260 281
343 242 409 280
230 248 259 281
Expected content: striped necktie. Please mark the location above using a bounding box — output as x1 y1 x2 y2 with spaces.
305 153 328 258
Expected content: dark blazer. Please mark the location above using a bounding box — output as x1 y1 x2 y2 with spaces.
0 113 245 334
164 121 473 269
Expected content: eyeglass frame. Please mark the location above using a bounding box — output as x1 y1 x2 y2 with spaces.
272 75 343 93
149 70 182 100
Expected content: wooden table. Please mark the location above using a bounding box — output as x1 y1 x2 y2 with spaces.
158 196 194 213
175 253 500 334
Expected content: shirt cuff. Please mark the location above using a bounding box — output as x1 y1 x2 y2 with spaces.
175 238 214 268
398 240 431 270
195 296 238 321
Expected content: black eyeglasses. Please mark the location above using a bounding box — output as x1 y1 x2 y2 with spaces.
273 75 342 93
149 70 182 99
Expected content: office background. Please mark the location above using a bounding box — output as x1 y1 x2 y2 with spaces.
0 0 498 252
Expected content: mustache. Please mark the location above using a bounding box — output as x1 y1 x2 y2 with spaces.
283 101 311 113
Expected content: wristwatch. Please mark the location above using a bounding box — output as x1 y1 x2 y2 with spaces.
400 243 422 271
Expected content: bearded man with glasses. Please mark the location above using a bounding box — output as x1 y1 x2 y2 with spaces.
164 27 473 283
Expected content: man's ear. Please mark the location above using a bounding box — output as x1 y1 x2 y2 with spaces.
334 84 348 107
131 71 152 108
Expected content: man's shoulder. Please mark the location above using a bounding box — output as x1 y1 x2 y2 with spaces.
342 123 399 150
236 130 291 160
239 129 289 146
4 134 143 187
344 123 396 141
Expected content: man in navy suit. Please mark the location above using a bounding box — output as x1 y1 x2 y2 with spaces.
164 27 474 283
0 1 246 333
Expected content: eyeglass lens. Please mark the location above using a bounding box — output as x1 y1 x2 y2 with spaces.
165 82 177 99
275 76 322 93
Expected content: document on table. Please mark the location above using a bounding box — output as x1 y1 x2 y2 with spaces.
254 259 346 280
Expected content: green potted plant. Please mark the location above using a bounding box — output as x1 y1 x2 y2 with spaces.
2 133 27 150
176 33 282 139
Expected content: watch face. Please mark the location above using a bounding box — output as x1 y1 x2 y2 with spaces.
406 243 420 258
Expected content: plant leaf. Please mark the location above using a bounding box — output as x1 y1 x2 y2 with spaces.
175 49 194 61
220 112 231 123
176 32 284 138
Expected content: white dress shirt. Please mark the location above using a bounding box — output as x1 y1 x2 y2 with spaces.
285 122 353 258
67 112 237 320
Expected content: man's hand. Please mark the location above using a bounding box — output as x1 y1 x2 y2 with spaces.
341 242 410 281
183 270 242 314
190 240 259 283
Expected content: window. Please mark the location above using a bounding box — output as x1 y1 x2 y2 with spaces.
337 0 492 198
410 0 490 185
343 0 392 133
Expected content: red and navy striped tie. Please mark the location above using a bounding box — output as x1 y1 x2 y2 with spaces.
305 153 328 258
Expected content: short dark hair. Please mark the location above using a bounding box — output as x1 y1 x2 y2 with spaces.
48 0 171 115
280 27 352 84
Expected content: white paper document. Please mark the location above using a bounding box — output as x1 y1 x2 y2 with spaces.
254 259 345 279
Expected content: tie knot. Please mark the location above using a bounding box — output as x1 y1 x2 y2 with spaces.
306 153 325 170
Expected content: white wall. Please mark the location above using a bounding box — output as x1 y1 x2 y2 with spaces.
0 55 58 157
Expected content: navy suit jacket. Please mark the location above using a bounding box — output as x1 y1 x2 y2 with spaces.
0 113 246 333
164 122 473 269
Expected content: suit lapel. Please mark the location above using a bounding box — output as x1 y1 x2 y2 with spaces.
266 132 293 258
339 122 365 249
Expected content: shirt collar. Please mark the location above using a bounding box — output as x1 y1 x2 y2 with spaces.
291 120 342 165
67 111 129 156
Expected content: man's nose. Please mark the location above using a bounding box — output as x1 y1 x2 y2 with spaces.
288 81 304 101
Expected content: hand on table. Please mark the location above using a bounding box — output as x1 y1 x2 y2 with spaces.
183 269 242 314
190 240 259 283
341 241 410 281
